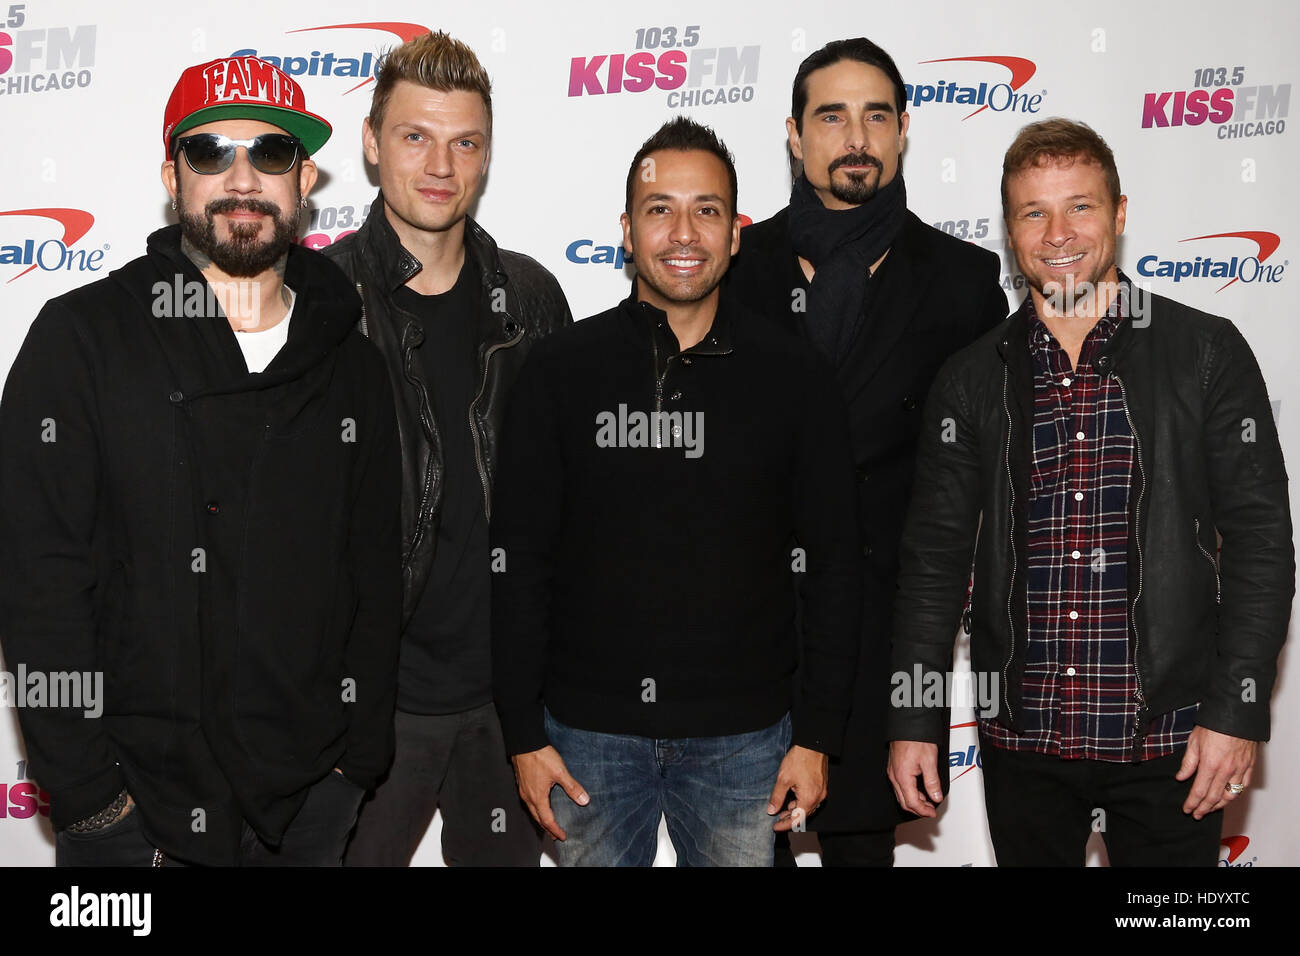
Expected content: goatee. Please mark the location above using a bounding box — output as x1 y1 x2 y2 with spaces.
179 196 298 277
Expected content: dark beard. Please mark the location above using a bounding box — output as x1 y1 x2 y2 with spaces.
178 196 298 277
827 151 883 205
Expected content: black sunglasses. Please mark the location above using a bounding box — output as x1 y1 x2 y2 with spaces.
173 132 303 175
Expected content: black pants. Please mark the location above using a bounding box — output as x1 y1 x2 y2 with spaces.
773 827 895 867
344 703 542 866
55 770 365 867
980 742 1223 866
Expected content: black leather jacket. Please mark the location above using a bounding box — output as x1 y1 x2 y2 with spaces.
326 194 572 623
888 287 1293 755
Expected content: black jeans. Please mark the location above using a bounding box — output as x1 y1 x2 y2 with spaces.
980 742 1223 866
773 827 895 867
55 770 365 867
344 703 542 866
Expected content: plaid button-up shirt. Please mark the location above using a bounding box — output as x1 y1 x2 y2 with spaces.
980 275 1199 761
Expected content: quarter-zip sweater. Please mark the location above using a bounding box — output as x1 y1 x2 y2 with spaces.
491 290 864 757
0 225 402 864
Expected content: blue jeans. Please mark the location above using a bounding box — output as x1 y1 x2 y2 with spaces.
544 709 791 867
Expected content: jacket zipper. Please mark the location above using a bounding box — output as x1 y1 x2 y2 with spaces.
402 327 438 567
469 323 525 523
999 365 1016 725
651 329 677 445
355 282 369 337
1112 372 1149 757
1193 516 1222 605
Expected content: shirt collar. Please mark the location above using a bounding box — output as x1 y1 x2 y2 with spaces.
1026 270 1132 354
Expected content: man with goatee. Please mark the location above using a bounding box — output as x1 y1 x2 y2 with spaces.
0 56 401 866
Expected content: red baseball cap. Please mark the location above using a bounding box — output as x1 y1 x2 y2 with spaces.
163 56 332 157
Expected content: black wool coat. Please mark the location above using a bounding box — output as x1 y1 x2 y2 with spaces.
726 207 1007 831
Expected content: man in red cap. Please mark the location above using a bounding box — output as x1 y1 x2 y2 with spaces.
0 56 403 866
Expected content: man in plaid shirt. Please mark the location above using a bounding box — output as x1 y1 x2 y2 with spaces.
886 119 1293 865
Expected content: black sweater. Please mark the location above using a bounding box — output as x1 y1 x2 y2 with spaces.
491 290 863 757
0 226 401 864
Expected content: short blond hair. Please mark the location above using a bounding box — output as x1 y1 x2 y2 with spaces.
368 31 493 135
1001 118 1121 220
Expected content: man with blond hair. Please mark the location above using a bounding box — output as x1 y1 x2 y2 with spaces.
888 118 1292 865
326 31 571 866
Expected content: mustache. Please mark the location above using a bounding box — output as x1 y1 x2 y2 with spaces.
829 152 882 174
205 197 283 217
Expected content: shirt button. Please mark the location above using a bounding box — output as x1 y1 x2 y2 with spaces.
1074 491 1084 501
1070 549 1081 559
1065 667 1077 677
681 357 693 366
1075 431 1085 440
1069 610 1079 620
1061 376 1072 387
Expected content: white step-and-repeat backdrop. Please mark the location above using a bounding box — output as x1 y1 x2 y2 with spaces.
0 0 1294 866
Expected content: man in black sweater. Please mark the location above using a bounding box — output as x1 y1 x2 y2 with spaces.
492 117 863 866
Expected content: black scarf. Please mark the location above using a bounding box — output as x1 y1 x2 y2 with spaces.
788 171 907 364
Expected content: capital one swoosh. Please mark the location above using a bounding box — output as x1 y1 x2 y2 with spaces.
0 208 95 283
1180 231 1281 291
917 56 1037 120
1220 834 1249 863
286 22 431 95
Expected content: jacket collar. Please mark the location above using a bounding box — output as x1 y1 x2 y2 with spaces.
998 270 1140 376
359 189 509 296
618 276 735 356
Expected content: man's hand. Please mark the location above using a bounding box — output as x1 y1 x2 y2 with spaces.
767 745 827 832
888 740 942 818
511 745 588 841
1176 726 1257 819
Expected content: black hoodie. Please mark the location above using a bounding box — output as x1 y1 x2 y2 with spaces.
0 225 401 865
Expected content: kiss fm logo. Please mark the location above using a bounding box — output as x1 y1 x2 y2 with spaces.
0 208 105 283
0 5 96 96
232 21 430 95
569 24 759 108
1142 65 1288 139
1135 231 1285 292
904 56 1043 119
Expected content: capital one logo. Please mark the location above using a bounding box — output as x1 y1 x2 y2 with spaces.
1219 835 1256 866
1135 231 1285 292
906 56 1043 120
231 22 431 95
0 208 103 283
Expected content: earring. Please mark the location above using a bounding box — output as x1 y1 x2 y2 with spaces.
300 197 307 208
170 199 177 211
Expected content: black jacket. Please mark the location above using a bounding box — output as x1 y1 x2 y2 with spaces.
325 193 572 626
726 207 1007 830
0 226 402 865
889 290 1294 751
491 290 863 757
